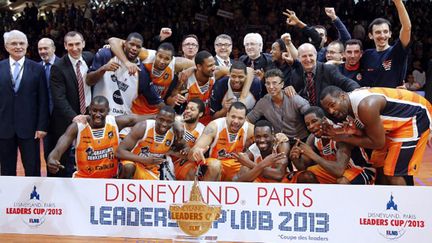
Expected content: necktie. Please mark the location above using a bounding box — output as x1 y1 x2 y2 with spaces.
306 72 316 105
44 62 51 81
224 60 229 66
250 60 255 69
45 63 53 113
76 60 86 114
12 62 21 92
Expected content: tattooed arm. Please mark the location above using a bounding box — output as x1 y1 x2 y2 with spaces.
188 121 217 162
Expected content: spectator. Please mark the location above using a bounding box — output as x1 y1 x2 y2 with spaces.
338 39 364 85
361 0 411 88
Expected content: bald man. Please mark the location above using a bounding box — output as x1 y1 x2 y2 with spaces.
286 43 359 106
38 37 60 167
38 37 59 114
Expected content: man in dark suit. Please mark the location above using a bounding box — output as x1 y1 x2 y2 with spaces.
49 31 94 177
287 43 360 106
38 37 60 166
239 33 274 72
38 37 60 114
0 30 49 176
214 34 234 68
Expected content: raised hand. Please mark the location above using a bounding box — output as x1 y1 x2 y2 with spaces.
282 9 300 26
289 139 302 160
281 33 292 45
324 7 337 21
159 27 172 41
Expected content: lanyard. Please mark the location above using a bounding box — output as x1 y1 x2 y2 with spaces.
10 63 24 88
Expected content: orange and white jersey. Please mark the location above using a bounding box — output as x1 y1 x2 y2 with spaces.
131 50 176 115
184 122 205 148
143 50 176 98
314 137 358 168
209 118 249 159
185 73 215 125
314 137 338 161
93 56 139 116
131 120 175 158
172 122 205 165
248 143 279 183
350 88 432 142
74 115 120 178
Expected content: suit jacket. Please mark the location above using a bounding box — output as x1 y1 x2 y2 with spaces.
239 53 274 71
50 51 94 139
289 61 360 105
0 58 49 139
40 56 60 114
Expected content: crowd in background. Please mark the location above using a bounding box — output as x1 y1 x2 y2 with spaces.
0 0 431 84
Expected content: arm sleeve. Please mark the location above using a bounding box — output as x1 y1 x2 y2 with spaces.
210 77 228 115
89 48 112 72
294 95 311 115
138 64 163 105
301 26 322 51
327 64 360 91
165 74 179 101
250 77 262 101
246 99 264 123
333 17 351 43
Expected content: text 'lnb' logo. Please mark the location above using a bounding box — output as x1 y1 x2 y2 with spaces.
6 185 63 228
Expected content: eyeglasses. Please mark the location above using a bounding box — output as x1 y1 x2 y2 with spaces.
215 43 232 48
264 81 283 87
244 42 259 47
327 50 342 55
183 43 198 48
7 41 27 47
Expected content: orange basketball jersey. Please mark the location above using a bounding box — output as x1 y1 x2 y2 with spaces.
209 118 249 159
130 119 175 178
314 137 338 161
131 50 176 115
74 115 120 178
185 73 215 125
350 88 432 142
309 137 363 184
207 118 250 181
173 123 205 180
